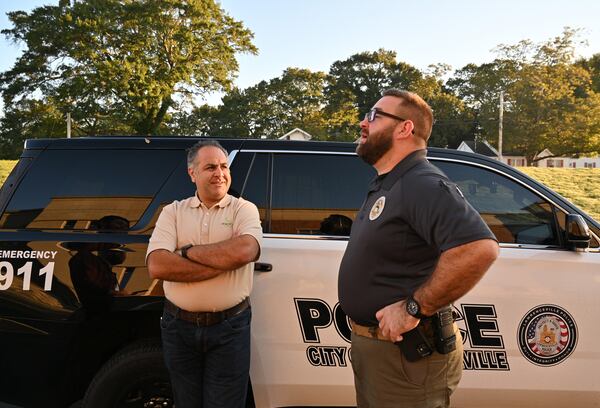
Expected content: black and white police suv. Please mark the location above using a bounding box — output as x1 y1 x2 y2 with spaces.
0 137 598 408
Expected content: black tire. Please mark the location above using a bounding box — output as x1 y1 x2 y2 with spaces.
82 340 173 408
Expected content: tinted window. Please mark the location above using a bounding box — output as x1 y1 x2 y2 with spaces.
271 154 375 235
0 149 181 230
235 153 269 210
435 161 559 245
139 151 270 234
228 152 269 232
135 159 194 234
229 152 253 198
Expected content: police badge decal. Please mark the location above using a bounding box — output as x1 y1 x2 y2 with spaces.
369 196 386 221
517 304 577 366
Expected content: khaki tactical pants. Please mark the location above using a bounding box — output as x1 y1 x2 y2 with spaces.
350 327 463 408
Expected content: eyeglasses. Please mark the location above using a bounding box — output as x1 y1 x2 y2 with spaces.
364 108 415 134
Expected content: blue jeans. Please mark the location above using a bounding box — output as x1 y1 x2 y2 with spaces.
160 307 251 408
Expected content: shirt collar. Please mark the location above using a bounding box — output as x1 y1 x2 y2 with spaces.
367 149 428 193
190 193 233 209
381 149 428 190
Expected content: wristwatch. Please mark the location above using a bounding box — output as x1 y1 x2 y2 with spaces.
405 295 428 319
181 244 193 259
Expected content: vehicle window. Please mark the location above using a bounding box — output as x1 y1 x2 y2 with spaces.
0 157 32 212
434 161 559 246
227 151 270 232
270 153 375 235
0 149 181 230
237 153 269 230
229 151 254 198
135 159 194 234
139 151 270 234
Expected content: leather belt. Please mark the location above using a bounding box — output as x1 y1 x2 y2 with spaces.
164 298 250 327
350 318 434 343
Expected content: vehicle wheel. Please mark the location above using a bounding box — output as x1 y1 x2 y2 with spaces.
82 340 173 408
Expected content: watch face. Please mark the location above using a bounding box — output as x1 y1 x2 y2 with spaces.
407 299 419 316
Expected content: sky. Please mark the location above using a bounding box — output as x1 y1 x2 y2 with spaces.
0 0 599 107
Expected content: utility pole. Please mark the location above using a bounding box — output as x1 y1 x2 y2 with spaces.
498 91 503 161
67 112 71 138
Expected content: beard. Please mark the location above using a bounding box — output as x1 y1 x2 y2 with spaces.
356 126 393 165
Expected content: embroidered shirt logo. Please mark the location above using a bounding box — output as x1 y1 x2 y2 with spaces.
221 218 233 226
369 196 386 220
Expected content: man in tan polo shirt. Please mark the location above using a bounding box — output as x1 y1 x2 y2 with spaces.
146 140 262 408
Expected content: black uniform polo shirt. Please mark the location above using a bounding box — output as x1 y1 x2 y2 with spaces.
338 149 496 326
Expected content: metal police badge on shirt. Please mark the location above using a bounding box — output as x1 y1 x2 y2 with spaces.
369 196 385 221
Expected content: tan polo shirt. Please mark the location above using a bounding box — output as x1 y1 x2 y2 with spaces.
146 194 262 312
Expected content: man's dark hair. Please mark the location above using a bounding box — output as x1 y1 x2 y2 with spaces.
186 140 228 167
382 89 434 143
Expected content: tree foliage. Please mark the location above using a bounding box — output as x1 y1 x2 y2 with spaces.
0 0 256 136
0 99 65 158
578 53 600 93
323 49 472 144
1 13 598 163
173 68 328 139
173 50 469 144
326 50 426 141
447 28 600 162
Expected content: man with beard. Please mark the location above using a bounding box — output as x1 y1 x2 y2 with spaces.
338 89 499 408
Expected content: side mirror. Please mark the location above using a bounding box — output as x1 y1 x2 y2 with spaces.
566 214 591 250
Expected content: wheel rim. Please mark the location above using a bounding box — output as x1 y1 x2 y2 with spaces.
115 378 173 408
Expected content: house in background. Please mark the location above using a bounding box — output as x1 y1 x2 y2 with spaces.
533 149 599 168
456 140 528 167
279 128 312 141
457 140 600 168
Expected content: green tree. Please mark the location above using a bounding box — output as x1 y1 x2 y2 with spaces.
325 49 471 144
427 92 474 148
176 68 328 139
1 0 256 136
0 99 65 158
326 49 425 115
169 105 220 136
170 86 259 138
447 28 600 162
447 60 519 148
578 53 600 93
324 49 424 140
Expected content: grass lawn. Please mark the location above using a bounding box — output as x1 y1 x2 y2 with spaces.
0 160 17 186
518 167 600 221
0 159 598 221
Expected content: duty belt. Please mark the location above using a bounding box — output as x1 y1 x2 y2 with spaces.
164 297 249 327
350 317 435 343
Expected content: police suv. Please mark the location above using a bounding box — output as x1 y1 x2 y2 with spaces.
0 137 598 408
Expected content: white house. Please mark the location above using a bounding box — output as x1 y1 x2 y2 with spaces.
457 140 499 158
279 128 312 141
457 141 599 168
456 140 528 166
534 149 599 168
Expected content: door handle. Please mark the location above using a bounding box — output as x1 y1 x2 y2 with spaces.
254 262 272 272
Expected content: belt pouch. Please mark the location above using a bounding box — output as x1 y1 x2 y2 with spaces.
433 307 457 354
395 326 433 362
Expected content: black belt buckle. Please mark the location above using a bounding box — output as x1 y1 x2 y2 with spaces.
200 311 226 326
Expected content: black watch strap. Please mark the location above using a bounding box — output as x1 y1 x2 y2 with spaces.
181 244 193 259
406 295 428 319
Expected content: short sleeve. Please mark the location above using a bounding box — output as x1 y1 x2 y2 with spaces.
146 202 178 262
234 199 263 249
405 173 496 252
